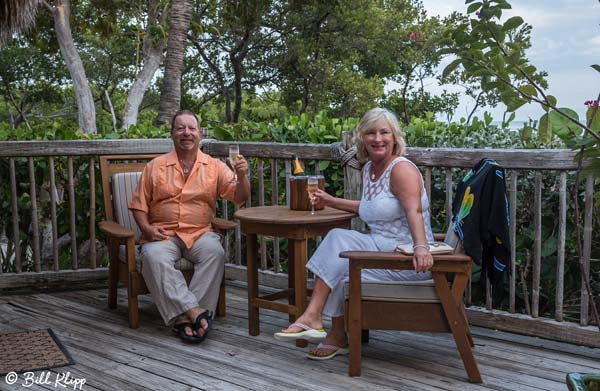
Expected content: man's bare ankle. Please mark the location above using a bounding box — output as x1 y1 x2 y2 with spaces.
185 306 206 320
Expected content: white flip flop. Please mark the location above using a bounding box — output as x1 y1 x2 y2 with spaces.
306 343 349 361
273 322 326 343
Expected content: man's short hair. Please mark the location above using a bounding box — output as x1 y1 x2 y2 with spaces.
171 110 200 131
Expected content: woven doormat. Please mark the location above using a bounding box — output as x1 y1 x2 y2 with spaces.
0 329 74 375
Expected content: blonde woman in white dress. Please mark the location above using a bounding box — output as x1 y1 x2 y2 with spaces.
274 107 435 360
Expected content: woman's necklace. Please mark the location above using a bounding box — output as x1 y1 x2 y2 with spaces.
370 157 394 180
370 162 386 180
370 167 377 180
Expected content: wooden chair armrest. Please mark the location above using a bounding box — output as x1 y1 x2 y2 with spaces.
212 217 237 232
340 251 472 273
99 220 135 239
433 233 446 241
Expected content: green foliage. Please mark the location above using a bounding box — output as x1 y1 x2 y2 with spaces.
1 0 479 133
442 0 549 129
205 110 356 144
383 90 460 124
444 0 599 155
403 111 561 149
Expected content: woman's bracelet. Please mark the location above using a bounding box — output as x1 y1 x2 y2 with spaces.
412 242 430 251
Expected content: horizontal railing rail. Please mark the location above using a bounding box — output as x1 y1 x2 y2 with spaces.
0 138 596 348
0 139 583 169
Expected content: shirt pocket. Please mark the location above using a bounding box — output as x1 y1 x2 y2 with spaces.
154 165 179 201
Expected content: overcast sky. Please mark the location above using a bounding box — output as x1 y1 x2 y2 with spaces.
418 0 600 122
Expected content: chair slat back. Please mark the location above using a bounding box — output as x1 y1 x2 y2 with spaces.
112 172 143 241
99 154 157 234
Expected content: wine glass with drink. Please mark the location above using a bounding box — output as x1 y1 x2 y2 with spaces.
307 175 319 215
228 144 240 184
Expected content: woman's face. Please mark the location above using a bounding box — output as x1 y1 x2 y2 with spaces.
363 119 395 162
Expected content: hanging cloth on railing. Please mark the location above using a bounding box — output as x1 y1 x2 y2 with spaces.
331 142 362 170
451 158 511 292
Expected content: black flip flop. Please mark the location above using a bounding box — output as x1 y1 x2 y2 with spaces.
173 321 203 344
191 310 213 343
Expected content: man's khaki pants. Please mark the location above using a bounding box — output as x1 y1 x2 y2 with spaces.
140 232 224 325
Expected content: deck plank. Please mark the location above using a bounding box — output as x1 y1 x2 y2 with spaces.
222 293 566 390
1 285 598 391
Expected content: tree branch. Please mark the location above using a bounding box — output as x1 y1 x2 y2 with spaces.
463 53 600 143
0 75 31 130
480 22 600 142
41 0 54 13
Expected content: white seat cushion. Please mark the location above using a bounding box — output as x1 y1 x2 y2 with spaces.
344 279 440 303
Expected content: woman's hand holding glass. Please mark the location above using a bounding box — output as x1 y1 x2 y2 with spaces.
309 188 332 210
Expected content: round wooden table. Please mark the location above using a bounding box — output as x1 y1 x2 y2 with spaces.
234 205 355 345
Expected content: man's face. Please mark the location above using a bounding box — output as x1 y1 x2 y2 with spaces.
171 114 201 153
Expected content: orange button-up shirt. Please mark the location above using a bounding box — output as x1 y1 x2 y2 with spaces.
128 149 238 249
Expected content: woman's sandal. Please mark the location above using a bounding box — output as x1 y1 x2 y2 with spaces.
306 343 349 360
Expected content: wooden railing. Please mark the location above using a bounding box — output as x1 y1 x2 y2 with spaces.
0 138 597 347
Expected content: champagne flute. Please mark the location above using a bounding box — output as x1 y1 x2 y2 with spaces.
228 144 240 184
307 176 319 215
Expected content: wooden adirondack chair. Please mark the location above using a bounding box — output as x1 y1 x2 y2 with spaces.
341 228 482 383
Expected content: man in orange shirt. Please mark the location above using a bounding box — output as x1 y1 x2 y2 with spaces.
129 110 249 343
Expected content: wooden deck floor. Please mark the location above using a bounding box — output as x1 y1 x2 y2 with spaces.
1 283 599 391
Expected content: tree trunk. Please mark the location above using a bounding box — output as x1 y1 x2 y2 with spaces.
122 0 166 130
4 101 14 129
156 0 193 126
52 0 96 134
300 77 310 113
224 86 232 123
231 54 243 123
192 39 230 123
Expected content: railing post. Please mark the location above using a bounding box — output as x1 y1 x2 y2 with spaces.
445 168 453 230
555 171 567 321
89 156 97 269
9 158 21 272
342 131 362 231
532 172 542 318
28 157 41 272
67 156 78 269
509 170 518 313
49 157 59 271
581 173 594 326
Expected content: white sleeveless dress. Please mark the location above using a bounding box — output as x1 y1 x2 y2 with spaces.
306 156 434 317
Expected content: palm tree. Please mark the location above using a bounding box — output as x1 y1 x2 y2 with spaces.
156 0 193 126
0 0 41 44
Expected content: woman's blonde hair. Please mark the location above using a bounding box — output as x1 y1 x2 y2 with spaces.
353 107 405 161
